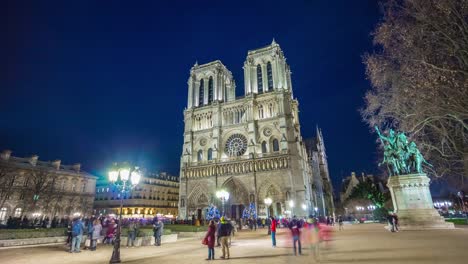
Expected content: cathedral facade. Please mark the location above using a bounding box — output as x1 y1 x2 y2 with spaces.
179 41 331 220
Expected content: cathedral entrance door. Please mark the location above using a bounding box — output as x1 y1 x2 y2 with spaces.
197 209 202 220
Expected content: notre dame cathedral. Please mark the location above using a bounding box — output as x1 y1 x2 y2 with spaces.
178 40 334 220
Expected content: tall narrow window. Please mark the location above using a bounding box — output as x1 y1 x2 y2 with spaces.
208 77 213 103
257 64 263 93
272 139 280 152
207 148 213 161
261 141 267 153
197 150 203 161
199 79 204 106
267 61 273 90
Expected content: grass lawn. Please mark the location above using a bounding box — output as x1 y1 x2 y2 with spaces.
164 224 207 232
446 218 468 225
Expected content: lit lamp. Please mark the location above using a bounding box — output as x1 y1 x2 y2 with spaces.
264 198 273 218
302 204 307 211
216 190 230 216
108 163 141 264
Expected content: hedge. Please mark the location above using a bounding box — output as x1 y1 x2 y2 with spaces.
0 228 67 240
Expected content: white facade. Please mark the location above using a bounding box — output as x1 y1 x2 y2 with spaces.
179 41 320 220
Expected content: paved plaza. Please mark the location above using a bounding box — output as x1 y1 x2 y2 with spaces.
0 224 467 264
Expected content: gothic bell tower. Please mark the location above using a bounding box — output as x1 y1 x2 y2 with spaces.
243 39 292 95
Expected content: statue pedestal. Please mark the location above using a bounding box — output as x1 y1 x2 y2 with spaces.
387 173 454 230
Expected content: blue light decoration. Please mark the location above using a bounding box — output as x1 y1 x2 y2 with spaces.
242 203 257 219
205 204 220 220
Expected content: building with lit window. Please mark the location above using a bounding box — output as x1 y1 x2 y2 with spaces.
179 40 334 220
0 150 97 225
94 172 179 218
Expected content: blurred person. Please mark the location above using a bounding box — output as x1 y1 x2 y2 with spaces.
203 220 216 260
127 219 139 247
270 216 277 248
218 216 233 259
153 218 164 246
70 217 85 253
288 215 303 256
338 215 344 231
90 219 102 251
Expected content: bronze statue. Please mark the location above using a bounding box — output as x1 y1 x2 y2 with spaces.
375 126 431 176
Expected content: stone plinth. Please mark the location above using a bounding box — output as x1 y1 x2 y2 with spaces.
387 173 454 230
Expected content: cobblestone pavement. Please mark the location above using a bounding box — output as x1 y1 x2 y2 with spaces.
0 224 467 264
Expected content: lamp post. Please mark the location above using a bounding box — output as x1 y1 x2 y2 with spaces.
264 198 272 235
216 190 230 216
108 163 141 264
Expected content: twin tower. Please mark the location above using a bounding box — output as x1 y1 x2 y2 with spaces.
186 39 293 108
178 40 321 221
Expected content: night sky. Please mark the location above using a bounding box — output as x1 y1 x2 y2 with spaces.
2 0 382 190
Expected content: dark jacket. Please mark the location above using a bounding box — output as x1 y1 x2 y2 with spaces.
218 223 232 237
288 219 302 237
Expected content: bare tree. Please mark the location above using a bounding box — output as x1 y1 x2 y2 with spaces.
0 166 15 211
362 0 468 188
22 169 53 217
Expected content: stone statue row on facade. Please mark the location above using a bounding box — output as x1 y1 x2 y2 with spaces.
375 126 431 176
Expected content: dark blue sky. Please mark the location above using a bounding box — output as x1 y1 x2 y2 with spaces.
2 0 382 190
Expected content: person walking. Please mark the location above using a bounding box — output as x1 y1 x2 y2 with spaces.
153 218 164 246
288 215 302 256
70 217 85 253
90 219 102 251
127 219 138 247
218 216 232 260
270 216 277 248
204 220 216 260
85 218 94 250
338 215 344 231
104 219 116 244
66 222 73 246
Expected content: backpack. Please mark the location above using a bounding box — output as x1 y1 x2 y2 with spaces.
72 221 82 237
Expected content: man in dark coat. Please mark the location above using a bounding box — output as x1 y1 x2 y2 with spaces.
218 217 232 259
153 219 164 246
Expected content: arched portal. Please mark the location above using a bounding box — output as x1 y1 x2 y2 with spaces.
221 177 249 220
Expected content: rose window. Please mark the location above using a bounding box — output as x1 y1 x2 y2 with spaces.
224 134 248 157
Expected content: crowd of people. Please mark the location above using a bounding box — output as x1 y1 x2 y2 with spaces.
200 214 334 260
65 215 167 253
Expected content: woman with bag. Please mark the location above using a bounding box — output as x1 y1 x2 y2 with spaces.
203 220 216 261
90 219 102 251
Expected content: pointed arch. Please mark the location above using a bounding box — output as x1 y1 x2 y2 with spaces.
272 138 279 152
208 76 214 103
267 61 273 90
261 141 267 153
221 177 249 205
199 79 204 106
257 64 263 93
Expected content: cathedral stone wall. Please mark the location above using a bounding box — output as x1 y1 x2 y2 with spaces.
179 41 330 220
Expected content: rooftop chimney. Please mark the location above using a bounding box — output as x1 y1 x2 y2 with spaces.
72 163 81 172
52 160 61 170
29 155 39 166
1 150 12 161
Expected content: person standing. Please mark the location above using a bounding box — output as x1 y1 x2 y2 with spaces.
90 219 102 251
70 217 85 253
153 218 164 246
393 213 399 232
270 216 277 248
387 212 395 232
127 219 138 247
218 216 232 260
288 215 302 256
204 220 216 260
85 218 94 250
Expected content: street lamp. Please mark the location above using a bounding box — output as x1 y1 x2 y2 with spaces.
314 207 318 216
264 198 273 235
108 163 141 264
264 198 273 218
216 190 230 216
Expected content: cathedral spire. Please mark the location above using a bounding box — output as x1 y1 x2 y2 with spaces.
271 38 277 45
